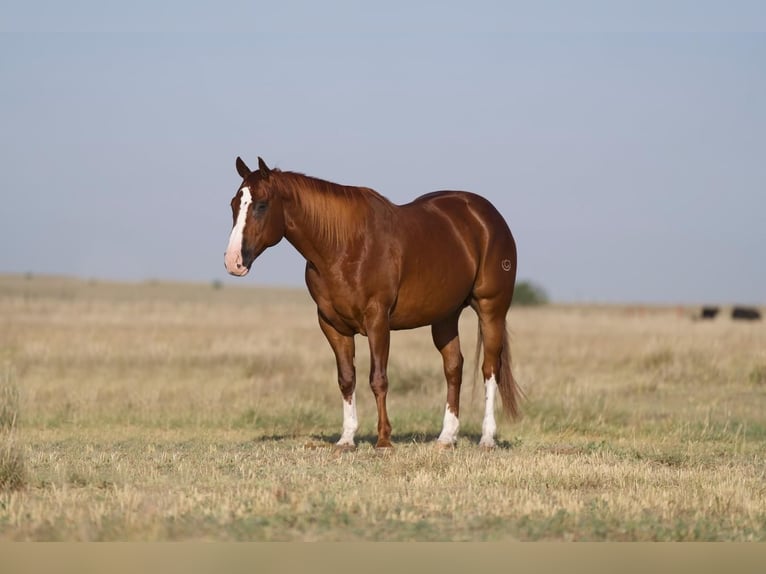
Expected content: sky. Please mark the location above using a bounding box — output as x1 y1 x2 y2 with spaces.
1 1 764 304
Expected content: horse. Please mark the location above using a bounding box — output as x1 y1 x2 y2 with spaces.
224 156 522 449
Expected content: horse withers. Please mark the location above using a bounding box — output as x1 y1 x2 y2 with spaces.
224 156 522 449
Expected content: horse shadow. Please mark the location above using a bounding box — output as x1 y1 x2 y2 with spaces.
309 432 519 450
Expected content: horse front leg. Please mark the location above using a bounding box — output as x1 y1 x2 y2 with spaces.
431 312 463 447
365 307 393 449
318 312 358 450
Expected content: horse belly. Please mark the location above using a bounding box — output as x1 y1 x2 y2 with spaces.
389 252 475 330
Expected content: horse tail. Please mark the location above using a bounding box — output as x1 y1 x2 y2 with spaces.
474 320 523 420
497 328 523 419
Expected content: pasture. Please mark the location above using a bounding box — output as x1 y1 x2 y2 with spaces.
1 274 765 540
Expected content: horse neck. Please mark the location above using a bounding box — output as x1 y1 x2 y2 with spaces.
274 172 374 266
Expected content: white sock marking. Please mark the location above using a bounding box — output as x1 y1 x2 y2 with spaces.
336 392 358 447
479 374 498 447
436 404 460 445
224 186 252 275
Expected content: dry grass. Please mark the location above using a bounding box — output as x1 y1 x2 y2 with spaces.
1 274 765 540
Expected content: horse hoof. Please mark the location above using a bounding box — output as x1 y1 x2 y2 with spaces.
334 443 357 453
434 441 456 450
479 441 496 450
374 440 394 452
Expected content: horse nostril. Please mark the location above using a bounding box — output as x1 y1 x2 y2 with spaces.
236 263 242 269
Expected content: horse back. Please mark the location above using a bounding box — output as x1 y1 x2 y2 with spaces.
399 190 514 264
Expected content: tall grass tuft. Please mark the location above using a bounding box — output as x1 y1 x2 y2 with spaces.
0 439 26 491
0 366 26 491
1 367 20 430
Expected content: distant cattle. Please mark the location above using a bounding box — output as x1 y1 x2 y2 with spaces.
700 306 720 319
731 306 761 321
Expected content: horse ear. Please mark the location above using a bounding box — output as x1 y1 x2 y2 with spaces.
236 157 252 179
258 156 271 179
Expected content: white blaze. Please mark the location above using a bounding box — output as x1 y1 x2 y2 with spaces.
479 374 498 447
436 404 460 446
224 186 252 276
336 392 358 447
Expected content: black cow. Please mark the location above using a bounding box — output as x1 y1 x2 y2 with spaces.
731 306 761 321
700 306 720 319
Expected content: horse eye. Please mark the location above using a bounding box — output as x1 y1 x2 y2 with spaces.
253 201 268 215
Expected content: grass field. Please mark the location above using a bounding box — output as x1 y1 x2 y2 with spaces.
1 274 765 540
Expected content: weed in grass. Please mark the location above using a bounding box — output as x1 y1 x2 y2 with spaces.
0 368 26 492
640 348 674 371
749 364 766 386
0 439 26 492
0 368 20 431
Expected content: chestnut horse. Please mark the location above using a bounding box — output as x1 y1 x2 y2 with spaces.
224 157 521 449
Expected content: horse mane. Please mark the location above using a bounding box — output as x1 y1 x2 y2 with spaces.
273 170 395 246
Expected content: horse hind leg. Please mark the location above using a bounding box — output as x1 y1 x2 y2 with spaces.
474 300 521 448
431 313 464 447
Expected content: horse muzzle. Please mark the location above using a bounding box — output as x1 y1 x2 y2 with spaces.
224 251 250 277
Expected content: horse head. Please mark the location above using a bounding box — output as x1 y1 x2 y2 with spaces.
224 156 286 276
